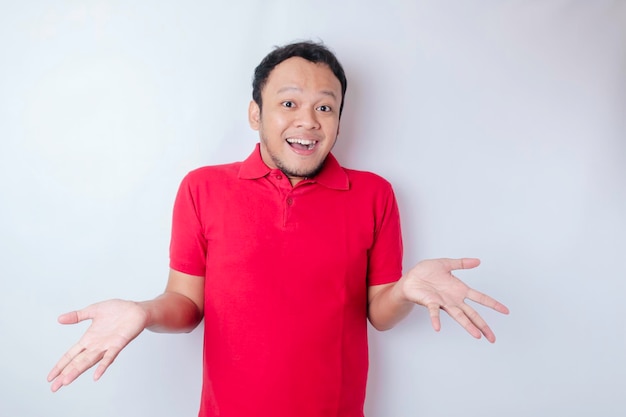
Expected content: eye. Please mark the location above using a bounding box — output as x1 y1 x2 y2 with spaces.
282 101 295 108
317 105 332 112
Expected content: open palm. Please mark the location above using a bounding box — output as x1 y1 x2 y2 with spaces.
402 258 509 343
47 299 148 392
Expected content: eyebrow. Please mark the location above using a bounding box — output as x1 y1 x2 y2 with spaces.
276 86 338 100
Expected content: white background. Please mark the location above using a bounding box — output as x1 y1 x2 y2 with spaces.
1 1 625 416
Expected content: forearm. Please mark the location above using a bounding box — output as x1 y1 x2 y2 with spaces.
140 291 203 333
367 277 414 331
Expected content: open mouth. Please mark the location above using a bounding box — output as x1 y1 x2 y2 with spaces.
286 138 318 151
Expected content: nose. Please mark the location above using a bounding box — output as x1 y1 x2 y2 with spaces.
295 106 321 129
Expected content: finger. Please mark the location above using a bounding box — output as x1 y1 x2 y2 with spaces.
58 307 93 325
467 288 510 315
443 305 482 340
459 257 480 270
93 348 121 381
52 348 106 391
50 377 65 393
47 343 87 382
460 303 497 343
439 257 481 272
57 311 80 325
427 304 441 332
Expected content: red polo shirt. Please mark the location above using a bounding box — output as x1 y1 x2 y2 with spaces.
170 144 403 417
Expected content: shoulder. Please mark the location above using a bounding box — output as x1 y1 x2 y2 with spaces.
338 168 399 211
182 161 242 186
341 168 401 230
344 168 395 193
174 162 244 203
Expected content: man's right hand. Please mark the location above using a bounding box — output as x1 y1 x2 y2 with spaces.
47 299 149 392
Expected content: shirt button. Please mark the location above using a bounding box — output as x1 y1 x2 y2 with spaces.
275 174 283 180
286 197 293 206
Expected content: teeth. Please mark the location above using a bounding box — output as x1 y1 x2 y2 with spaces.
287 138 317 145
287 138 317 150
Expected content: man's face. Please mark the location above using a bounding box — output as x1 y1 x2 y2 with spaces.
249 57 342 183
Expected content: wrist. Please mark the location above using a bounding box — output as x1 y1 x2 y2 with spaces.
390 276 412 305
136 300 154 329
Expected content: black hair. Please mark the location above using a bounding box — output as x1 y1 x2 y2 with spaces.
252 41 348 117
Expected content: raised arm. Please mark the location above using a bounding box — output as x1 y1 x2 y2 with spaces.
367 258 509 342
47 269 204 392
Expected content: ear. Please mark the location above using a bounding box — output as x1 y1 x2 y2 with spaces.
248 100 261 130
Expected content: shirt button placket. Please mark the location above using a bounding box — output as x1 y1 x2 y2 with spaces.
283 195 295 228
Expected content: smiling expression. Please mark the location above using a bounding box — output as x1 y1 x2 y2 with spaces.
248 57 342 185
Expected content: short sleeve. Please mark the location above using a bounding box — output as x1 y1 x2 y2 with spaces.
366 182 403 286
169 173 208 277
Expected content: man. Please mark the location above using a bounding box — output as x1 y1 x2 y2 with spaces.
48 41 509 416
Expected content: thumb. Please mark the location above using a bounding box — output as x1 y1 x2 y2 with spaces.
57 308 91 325
440 257 481 271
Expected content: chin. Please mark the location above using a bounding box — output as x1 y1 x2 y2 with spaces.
280 161 324 179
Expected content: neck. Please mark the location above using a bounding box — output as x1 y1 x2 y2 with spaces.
287 176 306 186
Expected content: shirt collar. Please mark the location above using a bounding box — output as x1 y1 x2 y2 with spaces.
238 143 349 190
